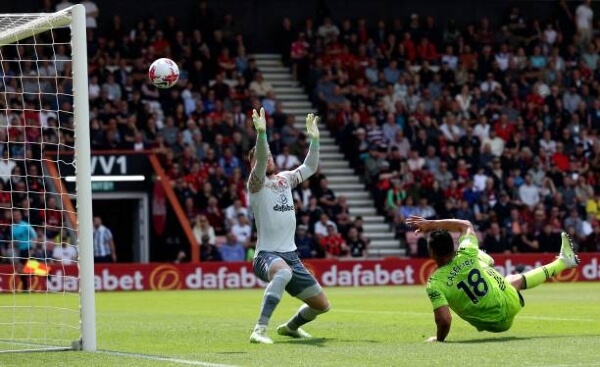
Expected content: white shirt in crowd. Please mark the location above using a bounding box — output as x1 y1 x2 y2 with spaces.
0 159 16 184
473 172 488 192
314 220 337 238
481 136 505 157
231 222 252 244
53 245 78 265
81 0 99 28
576 3 594 30
473 123 491 140
539 138 557 156
276 153 301 170
480 80 501 93
519 183 540 209
224 205 248 227
55 0 73 11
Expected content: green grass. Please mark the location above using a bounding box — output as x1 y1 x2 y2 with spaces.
1 283 600 367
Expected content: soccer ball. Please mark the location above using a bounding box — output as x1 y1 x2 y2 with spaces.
148 58 180 89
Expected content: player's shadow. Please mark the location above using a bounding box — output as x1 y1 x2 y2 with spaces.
277 337 329 347
279 337 380 347
448 336 527 344
449 334 600 344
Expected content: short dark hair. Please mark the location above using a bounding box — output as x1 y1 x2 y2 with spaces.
428 229 455 258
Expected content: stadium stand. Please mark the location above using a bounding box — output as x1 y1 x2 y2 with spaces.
281 3 600 256
2 1 599 264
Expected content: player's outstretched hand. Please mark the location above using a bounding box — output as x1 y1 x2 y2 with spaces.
306 113 320 140
406 215 430 235
252 107 266 133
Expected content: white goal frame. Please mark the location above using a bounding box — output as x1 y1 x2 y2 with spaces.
0 4 96 352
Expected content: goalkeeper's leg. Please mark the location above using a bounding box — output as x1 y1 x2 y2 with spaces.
280 292 330 338
250 254 292 344
278 257 330 338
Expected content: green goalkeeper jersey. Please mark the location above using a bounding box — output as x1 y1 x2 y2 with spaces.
426 234 513 331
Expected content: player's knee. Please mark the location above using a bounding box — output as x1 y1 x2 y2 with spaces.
318 303 331 313
311 300 330 313
273 268 292 284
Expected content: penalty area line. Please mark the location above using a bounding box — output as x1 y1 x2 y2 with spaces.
96 350 239 367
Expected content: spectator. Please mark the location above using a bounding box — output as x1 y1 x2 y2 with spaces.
52 229 77 265
315 178 337 216
320 224 348 259
81 0 99 29
314 213 336 239
200 234 222 262
582 221 600 252
346 227 368 259
230 213 252 245
218 147 242 177
0 150 15 185
293 180 313 211
586 192 600 220
92 216 116 263
317 17 340 44
385 179 406 217
248 72 274 98
295 225 318 259
511 222 539 253
563 208 585 241
192 214 216 246
519 174 541 210
219 232 246 262
290 33 310 81
575 0 594 46
536 223 562 253
414 197 436 219
482 222 510 253
276 145 301 170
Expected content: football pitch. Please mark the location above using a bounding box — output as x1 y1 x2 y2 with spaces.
1 283 600 367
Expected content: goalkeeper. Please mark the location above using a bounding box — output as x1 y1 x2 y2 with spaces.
246 107 330 344
406 215 580 342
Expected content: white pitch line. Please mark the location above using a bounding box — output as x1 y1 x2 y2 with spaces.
334 308 596 322
97 350 239 367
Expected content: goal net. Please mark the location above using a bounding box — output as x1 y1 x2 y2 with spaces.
0 5 95 352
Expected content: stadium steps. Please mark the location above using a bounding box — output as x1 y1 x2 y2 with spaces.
255 54 403 258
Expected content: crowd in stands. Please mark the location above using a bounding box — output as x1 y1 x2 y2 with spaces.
0 0 371 263
1 0 600 266
277 0 600 255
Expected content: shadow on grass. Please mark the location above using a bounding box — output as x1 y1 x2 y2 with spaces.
277 337 329 347
449 334 600 344
278 337 381 347
447 336 526 344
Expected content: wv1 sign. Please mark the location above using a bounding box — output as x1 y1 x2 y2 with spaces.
90 155 127 175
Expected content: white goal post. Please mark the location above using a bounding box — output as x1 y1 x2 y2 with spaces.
0 4 95 352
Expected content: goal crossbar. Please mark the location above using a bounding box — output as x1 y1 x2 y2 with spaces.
0 9 72 46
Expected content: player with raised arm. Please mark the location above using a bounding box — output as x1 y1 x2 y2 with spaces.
247 107 330 344
406 215 580 342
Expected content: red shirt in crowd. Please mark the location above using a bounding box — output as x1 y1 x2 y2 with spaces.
493 121 515 142
320 232 347 257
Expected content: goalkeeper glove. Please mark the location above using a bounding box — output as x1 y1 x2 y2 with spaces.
252 107 266 133
306 113 320 140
